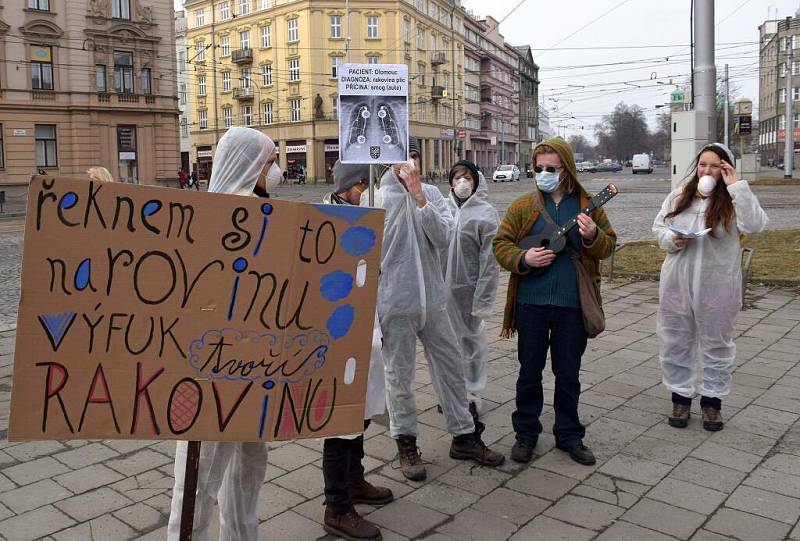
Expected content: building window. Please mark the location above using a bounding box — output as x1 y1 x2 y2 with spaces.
222 71 231 91
31 46 53 90
0 125 4 168
199 110 208 129
112 0 130 19
331 56 340 77
180 83 187 105
113 51 134 93
243 105 253 126
178 51 186 72
416 27 424 49
238 0 249 15
198 75 206 96
417 101 424 121
262 64 272 86
261 26 271 48
195 41 206 62
332 96 338 119
140 68 151 95
241 68 251 88
330 15 342 38
117 126 138 183
780 88 786 103
223 107 232 128
288 58 300 81
403 19 410 43
35 125 57 167
290 98 301 122
240 30 250 50
288 18 299 42
194 8 205 27
220 35 230 56
96 64 107 92
180 117 189 137
430 33 436 53
367 55 379 64
262 101 273 124
27 0 49 10
417 62 425 85
367 16 379 39
794 87 800 101
219 1 230 20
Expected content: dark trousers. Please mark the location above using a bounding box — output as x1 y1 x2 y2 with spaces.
512 303 588 448
323 420 370 513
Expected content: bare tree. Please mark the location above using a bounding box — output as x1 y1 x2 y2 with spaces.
567 134 595 161
594 102 650 162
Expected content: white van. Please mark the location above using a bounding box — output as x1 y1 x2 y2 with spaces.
632 154 653 174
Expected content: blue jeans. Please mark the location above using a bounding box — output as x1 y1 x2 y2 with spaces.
512 303 588 448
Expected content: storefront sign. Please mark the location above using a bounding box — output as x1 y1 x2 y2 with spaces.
13 129 27 136
324 144 340 152
441 128 454 139
119 152 136 161
285 144 307 153
9 176 385 443
197 150 213 158
338 63 409 164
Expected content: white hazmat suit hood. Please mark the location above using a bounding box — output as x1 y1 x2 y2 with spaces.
168 127 272 541
444 172 499 406
653 175 768 400
208 127 275 196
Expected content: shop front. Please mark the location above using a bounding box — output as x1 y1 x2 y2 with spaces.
197 146 213 180
285 140 307 182
117 125 139 184
324 139 339 184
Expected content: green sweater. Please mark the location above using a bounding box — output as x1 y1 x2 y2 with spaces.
492 188 617 337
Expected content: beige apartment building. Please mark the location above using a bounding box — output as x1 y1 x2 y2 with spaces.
184 0 468 182
0 0 180 198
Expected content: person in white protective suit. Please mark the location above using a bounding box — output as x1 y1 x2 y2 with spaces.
378 141 504 482
444 160 500 421
653 142 768 432
320 161 393 541
167 127 282 541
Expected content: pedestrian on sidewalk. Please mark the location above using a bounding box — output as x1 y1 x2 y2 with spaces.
379 141 505 482
167 127 278 541
178 169 188 189
320 161 393 541
493 138 616 466
444 161 500 422
653 142 768 431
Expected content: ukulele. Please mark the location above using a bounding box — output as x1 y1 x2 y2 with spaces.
518 184 618 253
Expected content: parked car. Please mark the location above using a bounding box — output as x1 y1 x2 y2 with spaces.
493 165 521 182
577 161 597 173
596 161 623 172
631 153 653 174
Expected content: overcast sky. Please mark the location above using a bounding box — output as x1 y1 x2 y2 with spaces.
174 0 796 140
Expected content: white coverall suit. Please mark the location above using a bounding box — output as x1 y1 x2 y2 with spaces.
444 176 500 407
168 127 273 541
377 168 475 438
653 180 768 399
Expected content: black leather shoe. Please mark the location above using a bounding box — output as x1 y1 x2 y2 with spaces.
510 439 536 463
557 443 596 466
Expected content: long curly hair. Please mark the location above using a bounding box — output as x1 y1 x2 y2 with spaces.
665 144 734 237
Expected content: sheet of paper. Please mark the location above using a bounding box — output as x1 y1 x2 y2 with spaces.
668 225 711 239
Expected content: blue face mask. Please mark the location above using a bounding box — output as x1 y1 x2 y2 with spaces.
535 171 560 193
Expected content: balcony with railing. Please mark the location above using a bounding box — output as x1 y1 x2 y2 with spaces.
231 48 253 64
233 87 254 100
431 86 446 99
431 51 446 66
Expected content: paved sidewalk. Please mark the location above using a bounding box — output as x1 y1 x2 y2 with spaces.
0 279 799 540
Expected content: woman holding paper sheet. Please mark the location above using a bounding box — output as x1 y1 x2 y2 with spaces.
653 142 768 432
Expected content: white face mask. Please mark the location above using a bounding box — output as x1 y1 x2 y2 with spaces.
359 186 383 208
698 174 717 196
453 177 473 200
266 162 282 190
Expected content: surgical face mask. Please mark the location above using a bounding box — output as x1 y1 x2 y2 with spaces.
698 174 717 196
453 177 473 200
266 162 282 190
535 170 560 193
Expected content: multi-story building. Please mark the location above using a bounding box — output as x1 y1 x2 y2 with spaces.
0 0 180 192
515 45 538 171
461 14 518 173
183 0 468 182
758 12 800 167
538 103 553 141
176 10 193 172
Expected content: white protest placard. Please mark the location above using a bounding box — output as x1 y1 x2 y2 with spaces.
338 64 408 164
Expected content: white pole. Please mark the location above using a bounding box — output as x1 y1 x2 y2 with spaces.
785 28 794 179
694 0 716 143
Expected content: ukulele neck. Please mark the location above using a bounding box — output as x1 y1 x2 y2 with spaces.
553 203 597 241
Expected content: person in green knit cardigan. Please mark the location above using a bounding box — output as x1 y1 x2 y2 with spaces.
492 138 616 466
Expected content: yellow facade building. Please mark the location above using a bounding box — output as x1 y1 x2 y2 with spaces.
184 0 467 182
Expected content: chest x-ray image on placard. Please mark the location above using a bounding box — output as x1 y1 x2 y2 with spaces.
338 64 408 164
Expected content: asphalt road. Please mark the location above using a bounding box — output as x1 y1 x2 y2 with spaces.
0 167 797 327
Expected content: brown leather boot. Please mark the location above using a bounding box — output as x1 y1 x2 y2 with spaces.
450 422 505 467
701 406 724 431
668 403 691 428
323 506 382 541
396 435 426 481
347 477 394 506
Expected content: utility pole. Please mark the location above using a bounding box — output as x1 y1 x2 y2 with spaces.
450 5 458 164
693 0 716 143
724 63 729 147
345 0 351 63
211 0 220 146
785 22 794 179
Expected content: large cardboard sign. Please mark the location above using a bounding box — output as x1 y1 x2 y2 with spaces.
338 63 409 164
9 177 384 442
